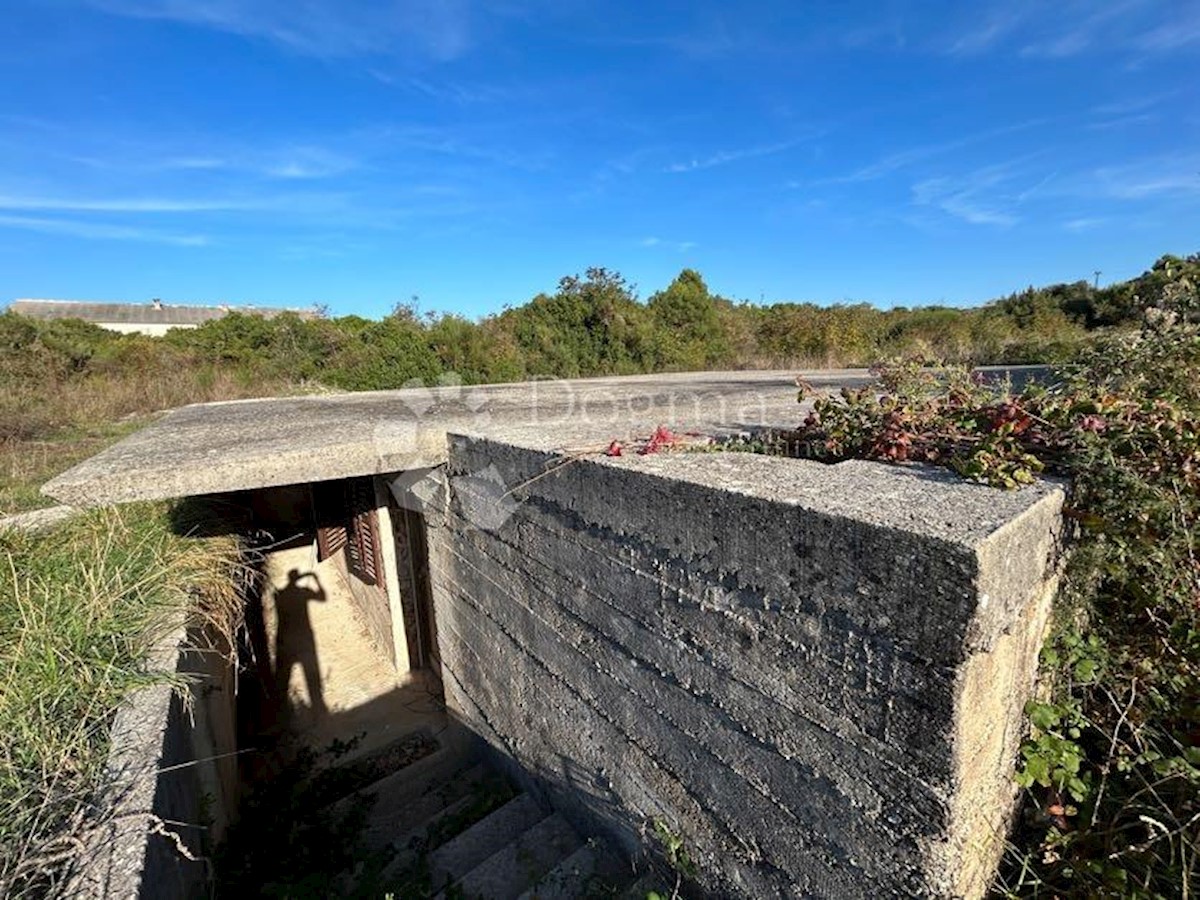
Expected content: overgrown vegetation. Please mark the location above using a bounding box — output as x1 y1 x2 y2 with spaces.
1 252 1196 897
8 254 1194 515
0 315 296 515
647 818 698 900
787 258 1200 896
0 504 244 897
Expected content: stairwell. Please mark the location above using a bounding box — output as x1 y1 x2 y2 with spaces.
216 537 651 899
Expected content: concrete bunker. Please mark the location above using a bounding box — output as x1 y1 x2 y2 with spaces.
44 372 1065 898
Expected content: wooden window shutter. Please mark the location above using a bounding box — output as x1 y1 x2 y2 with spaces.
310 477 384 587
349 507 382 586
316 522 348 562
312 481 349 563
345 479 384 588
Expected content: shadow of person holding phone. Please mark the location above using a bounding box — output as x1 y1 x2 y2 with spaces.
273 567 328 719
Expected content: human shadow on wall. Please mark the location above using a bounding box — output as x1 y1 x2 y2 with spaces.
273 568 328 720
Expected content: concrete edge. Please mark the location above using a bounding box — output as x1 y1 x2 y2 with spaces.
0 504 79 532
442 431 1062 551
64 618 201 899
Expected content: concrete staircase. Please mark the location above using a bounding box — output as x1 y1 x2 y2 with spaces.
301 724 647 898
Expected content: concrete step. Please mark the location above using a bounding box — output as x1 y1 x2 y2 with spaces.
375 791 477 882
322 725 480 850
336 760 517 896
516 843 600 900
452 812 582 900
518 839 637 900
357 752 486 852
427 793 546 891
372 764 501 881
303 727 439 808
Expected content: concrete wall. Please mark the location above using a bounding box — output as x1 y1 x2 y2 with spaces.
425 435 1064 898
321 477 403 671
69 621 239 899
328 548 394 668
97 322 196 336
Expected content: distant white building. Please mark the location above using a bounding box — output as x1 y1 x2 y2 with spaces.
7 298 321 337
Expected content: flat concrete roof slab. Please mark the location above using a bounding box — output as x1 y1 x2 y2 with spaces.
594 450 1062 548
43 370 873 507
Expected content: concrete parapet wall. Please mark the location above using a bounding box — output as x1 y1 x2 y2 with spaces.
68 622 238 899
425 435 1064 898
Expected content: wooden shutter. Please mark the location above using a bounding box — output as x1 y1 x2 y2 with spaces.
311 477 385 588
349 507 382 586
346 479 384 587
316 522 348 561
312 481 349 562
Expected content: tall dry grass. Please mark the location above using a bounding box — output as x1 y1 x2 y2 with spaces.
0 504 245 898
0 363 296 515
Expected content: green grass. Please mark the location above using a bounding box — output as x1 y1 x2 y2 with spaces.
0 421 148 517
0 503 242 897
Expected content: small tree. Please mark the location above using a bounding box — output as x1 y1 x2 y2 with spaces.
647 269 729 371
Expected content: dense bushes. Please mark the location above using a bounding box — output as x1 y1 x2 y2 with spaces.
5 254 1196 447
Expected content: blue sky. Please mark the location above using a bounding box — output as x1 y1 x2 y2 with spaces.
1 1 1197 318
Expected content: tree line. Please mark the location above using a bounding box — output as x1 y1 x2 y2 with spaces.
1 252 1196 440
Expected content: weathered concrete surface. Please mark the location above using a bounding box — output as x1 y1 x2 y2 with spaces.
42 370 874 506
424 435 1064 899
40 367 1050 509
41 364 1061 897
0 504 78 531
67 620 239 899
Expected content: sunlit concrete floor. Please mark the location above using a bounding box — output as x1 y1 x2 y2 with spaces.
250 540 446 768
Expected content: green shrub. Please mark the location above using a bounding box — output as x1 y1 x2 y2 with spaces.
786 272 1200 896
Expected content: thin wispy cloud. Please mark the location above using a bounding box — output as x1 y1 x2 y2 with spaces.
5 122 359 182
1091 156 1200 200
84 0 476 60
1136 8 1200 51
0 193 261 213
913 181 1019 226
1087 112 1157 131
262 146 357 180
1091 91 1178 117
1085 91 1176 131
1019 0 1138 58
596 14 775 61
159 156 227 170
1062 217 1108 232
940 0 1199 59
640 236 696 252
0 188 375 222
384 75 529 107
838 17 908 51
0 213 208 245
946 8 1029 56
819 119 1045 186
906 150 1200 233
665 139 802 173
910 160 1036 227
